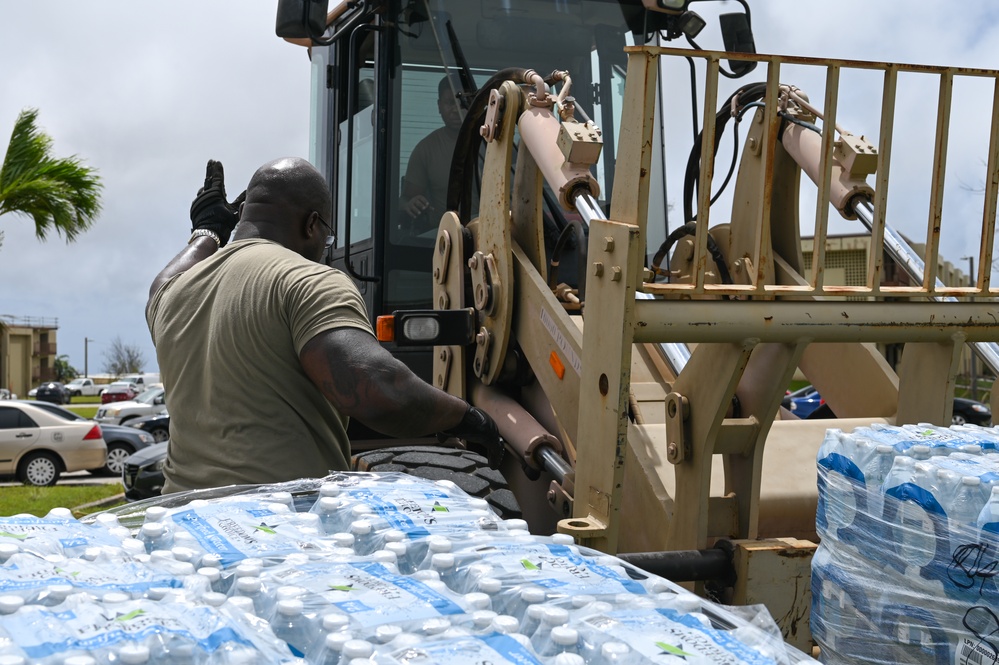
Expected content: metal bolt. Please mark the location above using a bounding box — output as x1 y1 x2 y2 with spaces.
667 442 679 461
476 331 487 345
610 267 622 282
433 267 440 281
603 237 615 252
547 489 556 503
593 262 604 277
439 350 447 361
469 255 479 270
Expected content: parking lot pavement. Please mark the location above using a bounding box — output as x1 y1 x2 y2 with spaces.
0 471 123 488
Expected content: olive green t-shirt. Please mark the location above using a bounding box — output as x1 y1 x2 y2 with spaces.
146 239 373 492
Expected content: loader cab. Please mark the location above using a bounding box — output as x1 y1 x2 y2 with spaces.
289 0 670 382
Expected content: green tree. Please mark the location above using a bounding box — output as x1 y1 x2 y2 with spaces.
0 108 103 247
53 355 78 383
101 336 145 376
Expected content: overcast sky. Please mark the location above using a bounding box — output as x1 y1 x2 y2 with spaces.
1 1 998 378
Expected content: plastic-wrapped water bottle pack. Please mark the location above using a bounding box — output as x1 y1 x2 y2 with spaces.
0 473 817 664
813 423 999 665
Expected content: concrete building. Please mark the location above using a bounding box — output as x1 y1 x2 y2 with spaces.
0 315 59 398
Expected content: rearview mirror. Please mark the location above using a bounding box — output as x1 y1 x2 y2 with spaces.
275 0 330 40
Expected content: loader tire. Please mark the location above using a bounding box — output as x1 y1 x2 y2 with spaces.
350 446 522 520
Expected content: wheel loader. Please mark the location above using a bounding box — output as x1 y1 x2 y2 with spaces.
275 0 999 650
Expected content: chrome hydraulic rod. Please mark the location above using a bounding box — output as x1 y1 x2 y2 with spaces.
852 197 999 376
573 191 691 376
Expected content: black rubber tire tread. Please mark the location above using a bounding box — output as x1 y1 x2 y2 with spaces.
351 446 522 520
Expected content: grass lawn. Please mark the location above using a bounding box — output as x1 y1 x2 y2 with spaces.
0 484 125 518
72 406 99 419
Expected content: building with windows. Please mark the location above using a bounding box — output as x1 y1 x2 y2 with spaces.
0 316 59 398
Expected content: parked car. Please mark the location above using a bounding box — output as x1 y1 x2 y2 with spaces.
19 400 157 476
0 389 13 400
0 401 106 485
952 397 992 426
783 385 992 425
35 382 71 405
96 387 167 426
100 381 140 404
781 385 825 418
27 386 39 398
64 378 106 398
122 441 168 501
120 373 161 395
125 413 170 442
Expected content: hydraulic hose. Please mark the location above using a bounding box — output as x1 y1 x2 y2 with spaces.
852 197 999 376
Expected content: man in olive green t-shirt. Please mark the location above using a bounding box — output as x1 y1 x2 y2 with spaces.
147 158 500 493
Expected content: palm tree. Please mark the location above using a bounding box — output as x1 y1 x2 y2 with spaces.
0 108 103 246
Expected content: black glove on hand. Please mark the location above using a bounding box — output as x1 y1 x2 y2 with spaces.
439 405 505 469
189 159 245 247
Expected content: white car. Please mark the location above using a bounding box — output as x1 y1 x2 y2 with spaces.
95 387 167 426
0 401 107 486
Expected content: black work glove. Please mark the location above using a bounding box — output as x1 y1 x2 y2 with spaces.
439 405 505 469
189 159 246 247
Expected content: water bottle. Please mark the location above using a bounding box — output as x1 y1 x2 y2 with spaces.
232 577 268 616
315 497 343 535
311 631 353 665
505 586 546 619
537 626 581 658
978 486 999 536
62 657 97 665
340 640 374 662
373 624 403 645
530 606 570 652
270 599 316 658
431 553 461 592
595 641 634 664
35 584 73 607
861 444 896 519
0 597 23 616
470 610 499 633
138 522 173 553
384 541 412 574
0 544 18 563
416 536 453 570
348 520 377 556
520 603 547 638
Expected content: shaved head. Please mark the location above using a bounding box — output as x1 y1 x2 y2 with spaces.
245 157 330 218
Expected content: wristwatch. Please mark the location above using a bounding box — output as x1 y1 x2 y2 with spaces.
189 229 221 247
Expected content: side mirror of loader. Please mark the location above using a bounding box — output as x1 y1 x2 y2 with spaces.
720 11 757 76
275 0 330 40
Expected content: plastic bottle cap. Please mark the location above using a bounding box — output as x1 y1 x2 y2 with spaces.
472 610 498 628
602 642 631 657
140 523 165 538
464 592 490 610
171 547 197 562
333 533 356 548
144 506 168 522
276 598 304 616
319 496 340 513
146 587 170 601
0 595 23 614
102 592 129 604
993 486 999 496
383 529 406 543
478 577 502 594
326 632 353 651
235 563 262 578
526 604 547 622
963 476 982 486
47 584 73 599
570 594 595 608
342 640 374 658
0 543 19 560
322 612 351 632
350 520 372 536
431 553 455 570
197 567 221 582
118 644 150 664
297 513 321 526
270 491 293 505
47 507 73 519
551 626 579 645
225 649 260 665
276 585 305 601
0 655 26 665
422 618 451 635
552 654 586 665
492 615 520 633
521 587 546 603
351 505 373 517
413 569 440 582
201 553 223 568
236 576 262 593
202 592 227 607
375 624 402 643
372 550 397 565
82 547 102 561
551 533 575 545
674 594 701 612
428 536 453 553
121 540 146 556
320 482 341 497
266 502 291 514
225 596 255 614
542 606 570 626
505 519 529 531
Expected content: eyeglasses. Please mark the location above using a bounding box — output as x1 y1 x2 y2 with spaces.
314 211 336 249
